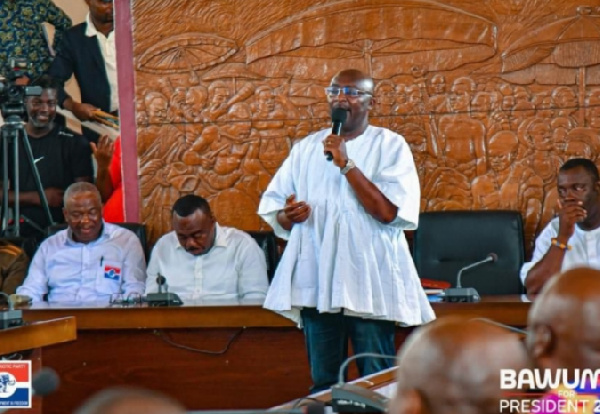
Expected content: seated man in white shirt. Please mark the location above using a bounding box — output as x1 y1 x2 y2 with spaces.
17 182 146 303
145 194 268 302
521 158 600 294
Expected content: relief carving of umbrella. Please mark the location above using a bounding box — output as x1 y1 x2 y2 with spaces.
244 0 497 80
137 33 237 74
501 6 600 123
201 63 262 94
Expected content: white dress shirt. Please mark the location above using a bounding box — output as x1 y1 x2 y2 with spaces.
520 217 600 285
85 13 118 112
17 223 147 302
258 125 435 326
145 224 268 301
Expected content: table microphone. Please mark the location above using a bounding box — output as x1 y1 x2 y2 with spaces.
144 274 183 306
331 352 395 413
326 108 348 161
443 253 498 303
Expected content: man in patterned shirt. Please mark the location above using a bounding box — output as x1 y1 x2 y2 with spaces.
0 0 71 83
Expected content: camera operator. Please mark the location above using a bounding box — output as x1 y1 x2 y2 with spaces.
1 75 93 240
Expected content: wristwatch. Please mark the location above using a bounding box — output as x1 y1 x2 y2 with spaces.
340 159 356 175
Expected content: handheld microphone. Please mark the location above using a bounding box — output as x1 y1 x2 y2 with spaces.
443 253 498 303
0 291 23 330
331 352 395 413
326 108 348 161
144 273 183 307
186 401 325 414
0 368 59 413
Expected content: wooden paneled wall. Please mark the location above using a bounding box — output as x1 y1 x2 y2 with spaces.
126 0 600 252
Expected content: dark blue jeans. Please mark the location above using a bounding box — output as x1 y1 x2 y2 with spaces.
300 308 396 393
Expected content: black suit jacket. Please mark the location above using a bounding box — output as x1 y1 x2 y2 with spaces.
48 22 112 113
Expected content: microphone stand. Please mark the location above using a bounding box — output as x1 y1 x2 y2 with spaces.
331 352 395 413
443 255 496 302
1 114 54 237
144 273 183 307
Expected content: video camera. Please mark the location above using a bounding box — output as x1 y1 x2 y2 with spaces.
0 58 42 121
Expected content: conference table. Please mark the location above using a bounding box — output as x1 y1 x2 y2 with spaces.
17 295 531 413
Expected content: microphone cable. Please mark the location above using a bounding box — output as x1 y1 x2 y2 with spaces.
153 327 245 355
337 352 397 385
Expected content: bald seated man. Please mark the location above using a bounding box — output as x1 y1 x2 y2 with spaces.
524 267 600 413
73 387 185 414
527 266 600 375
389 317 530 414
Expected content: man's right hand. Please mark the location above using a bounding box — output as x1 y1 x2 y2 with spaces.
71 102 100 121
276 194 311 231
557 199 587 242
282 194 311 223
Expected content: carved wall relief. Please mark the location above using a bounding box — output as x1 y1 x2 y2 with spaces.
130 0 600 255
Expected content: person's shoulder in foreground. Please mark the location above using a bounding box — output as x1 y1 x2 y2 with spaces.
74 386 185 414
389 317 531 414
526 266 600 414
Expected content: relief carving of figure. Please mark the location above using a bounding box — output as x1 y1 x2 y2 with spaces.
138 91 187 241
471 130 543 242
425 74 448 113
436 77 487 181
562 127 600 163
552 86 579 126
251 85 292 176
586 88 600 129
521 118 562 233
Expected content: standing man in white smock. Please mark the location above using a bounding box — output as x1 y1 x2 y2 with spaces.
258 69 435 392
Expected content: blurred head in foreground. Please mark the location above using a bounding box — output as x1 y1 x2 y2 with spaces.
527 266 600 374
389 317 530 414
74 387 185 414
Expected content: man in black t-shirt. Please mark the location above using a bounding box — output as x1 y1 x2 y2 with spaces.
2 75 93 238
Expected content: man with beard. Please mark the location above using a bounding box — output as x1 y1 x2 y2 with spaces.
258 69 433 392
145 194 268 302
522 158 600 294
16 182 146 302
49 0 117 143
1 75 93 239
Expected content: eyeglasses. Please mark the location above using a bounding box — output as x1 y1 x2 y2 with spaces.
325 86 372 98
67 212 100 223
109 293 142 306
